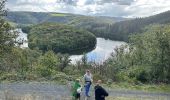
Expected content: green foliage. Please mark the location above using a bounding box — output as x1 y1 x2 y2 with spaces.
0 48 41 81
0 0 18 57
28 23 96 54
19 25 32 33
0 1 72 83
103 24 170 83
57 53 71 72
36 51 59 77
129 24 170 83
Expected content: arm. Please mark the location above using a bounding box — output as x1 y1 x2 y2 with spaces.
101 87 109 96
90 74 93 82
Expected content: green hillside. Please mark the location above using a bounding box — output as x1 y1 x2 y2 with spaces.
6 11 122 25
105 10 170 41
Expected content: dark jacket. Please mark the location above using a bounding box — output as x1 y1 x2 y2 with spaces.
94 85 109 100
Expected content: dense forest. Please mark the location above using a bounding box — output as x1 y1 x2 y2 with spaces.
28 23 96 54
103 11 170 41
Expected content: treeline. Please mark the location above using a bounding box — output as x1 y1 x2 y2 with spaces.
28 23 96 54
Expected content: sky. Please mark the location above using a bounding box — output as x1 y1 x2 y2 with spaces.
6 0 170 18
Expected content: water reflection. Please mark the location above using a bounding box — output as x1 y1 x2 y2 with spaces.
70 38 126 64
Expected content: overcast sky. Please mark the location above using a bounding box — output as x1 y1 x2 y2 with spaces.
6 0 170 18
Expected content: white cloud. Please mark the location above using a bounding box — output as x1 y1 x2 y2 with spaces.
16 0 56 4
125 0 170 17
6 0 170 17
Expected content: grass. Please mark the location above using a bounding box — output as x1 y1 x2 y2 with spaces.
107 82 170 93
106 96 168 100
1 92 168 100
51 13 68 17
2 91 71 100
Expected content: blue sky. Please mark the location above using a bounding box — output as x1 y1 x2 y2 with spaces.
6 0 170 18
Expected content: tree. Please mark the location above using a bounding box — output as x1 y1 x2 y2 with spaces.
58 53 71 72
81 54 88 66
37 51 59 77
0 0 18 57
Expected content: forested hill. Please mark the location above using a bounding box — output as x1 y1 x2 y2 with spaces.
28 23 96 54
106 10 170 41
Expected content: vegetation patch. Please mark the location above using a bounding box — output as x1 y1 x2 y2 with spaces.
108 82 170 93
51 13 68 17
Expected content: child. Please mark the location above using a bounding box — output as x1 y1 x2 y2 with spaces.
72 79 82 100
94 80 108 100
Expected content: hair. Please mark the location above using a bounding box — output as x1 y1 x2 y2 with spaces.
97 80 102 84
86 70 90 72
76 79 80 82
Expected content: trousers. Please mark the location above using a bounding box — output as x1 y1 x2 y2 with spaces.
85 82 91 96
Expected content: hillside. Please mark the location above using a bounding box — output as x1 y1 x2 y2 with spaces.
6 11 127 40
6 11 170 42
105 10 170 41
28 23 96 54
6 11 124 25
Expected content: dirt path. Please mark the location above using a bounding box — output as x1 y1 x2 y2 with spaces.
0 82 170 100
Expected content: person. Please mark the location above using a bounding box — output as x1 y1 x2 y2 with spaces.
84 70 93 97
94 80 109 100
72 79 82 100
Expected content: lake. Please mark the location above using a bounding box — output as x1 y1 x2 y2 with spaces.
16 29 28 48
70 38 126 64
18 29 126 63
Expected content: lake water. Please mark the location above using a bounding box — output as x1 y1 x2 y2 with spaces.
18 29 126 63
70 38 126 64
16 29 28 48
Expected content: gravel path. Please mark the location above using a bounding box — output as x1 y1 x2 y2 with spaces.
0 82 170 100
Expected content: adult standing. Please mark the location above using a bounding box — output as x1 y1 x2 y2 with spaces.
84 70 93 97
94 80 108 100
